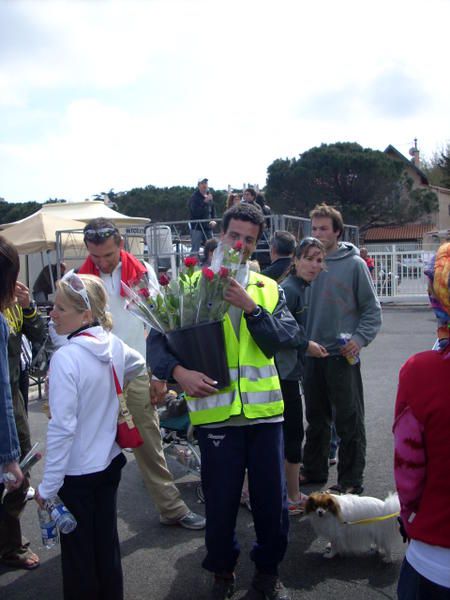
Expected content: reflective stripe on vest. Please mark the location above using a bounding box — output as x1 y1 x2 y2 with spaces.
186 271 283 425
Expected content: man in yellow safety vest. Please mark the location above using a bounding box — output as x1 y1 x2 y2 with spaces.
148 203 300 600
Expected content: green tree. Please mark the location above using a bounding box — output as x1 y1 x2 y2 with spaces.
266 142 438 231
115 185 227 222
0 201 40 225
421 144 450 186
438 147 450 188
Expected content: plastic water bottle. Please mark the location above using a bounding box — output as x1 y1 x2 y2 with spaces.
337 332 360 366
37 508 59 549
44 496 77 534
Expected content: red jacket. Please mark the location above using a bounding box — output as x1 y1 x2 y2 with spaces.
394 347 450 547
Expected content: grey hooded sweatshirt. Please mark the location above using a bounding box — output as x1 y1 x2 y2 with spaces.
306 242 382 355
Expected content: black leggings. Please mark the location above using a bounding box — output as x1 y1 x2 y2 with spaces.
58 453 126 600
281 379 304 464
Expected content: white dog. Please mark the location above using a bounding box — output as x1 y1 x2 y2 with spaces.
304 491 400 562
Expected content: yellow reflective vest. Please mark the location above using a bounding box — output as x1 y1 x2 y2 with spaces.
186 271 284 425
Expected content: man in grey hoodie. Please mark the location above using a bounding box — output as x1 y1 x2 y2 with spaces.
300 204 382 495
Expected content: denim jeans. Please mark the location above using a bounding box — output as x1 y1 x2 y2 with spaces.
190 229 205 254
397 558 450 599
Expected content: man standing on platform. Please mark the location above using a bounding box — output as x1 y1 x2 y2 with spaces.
188 178 216 255
78 218 205 530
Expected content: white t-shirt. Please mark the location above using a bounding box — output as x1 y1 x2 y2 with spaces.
406 540 450 588
99 260 159 357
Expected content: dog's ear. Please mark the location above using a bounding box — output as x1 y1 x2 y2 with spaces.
326 496 340 517
304 495 315 514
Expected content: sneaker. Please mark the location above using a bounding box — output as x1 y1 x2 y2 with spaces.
210 573 235 599
287 493 308 516
160 510 206 530
244 573 290 600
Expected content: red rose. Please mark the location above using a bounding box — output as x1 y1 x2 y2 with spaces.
233 241 243 251
219 266 229 278
158 274 170 286
138 287 150 298
256 280 265 288
202 267 215 281
184 256 198 268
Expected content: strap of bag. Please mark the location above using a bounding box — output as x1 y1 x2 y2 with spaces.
73 331 132 422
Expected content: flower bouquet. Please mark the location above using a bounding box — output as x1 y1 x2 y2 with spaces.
122 242 243 388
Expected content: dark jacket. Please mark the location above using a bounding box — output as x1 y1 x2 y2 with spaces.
3 304 46 457
262 257 292 283
188 190 215 230
147 284 301 382
4 304 46 391
32 265 58 299
275 274 310 380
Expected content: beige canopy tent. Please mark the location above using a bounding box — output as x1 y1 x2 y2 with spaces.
0 201 150 290
0 212 88 292
0 200 149 229
0 212 86 254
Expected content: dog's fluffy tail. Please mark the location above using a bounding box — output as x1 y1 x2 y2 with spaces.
384 492 400 516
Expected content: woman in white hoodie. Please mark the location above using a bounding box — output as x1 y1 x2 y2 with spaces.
36 273 145 600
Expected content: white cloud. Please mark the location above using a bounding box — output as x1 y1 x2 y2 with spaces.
0 0 449 202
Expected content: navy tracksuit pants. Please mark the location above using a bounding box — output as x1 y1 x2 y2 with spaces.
197 422 289 576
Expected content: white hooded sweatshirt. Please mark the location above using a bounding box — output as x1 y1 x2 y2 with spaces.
39 325 145 499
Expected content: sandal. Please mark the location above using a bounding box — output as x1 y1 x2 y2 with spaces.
0 548 40 570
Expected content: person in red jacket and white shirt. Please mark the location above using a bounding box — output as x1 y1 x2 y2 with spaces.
393 243 450 599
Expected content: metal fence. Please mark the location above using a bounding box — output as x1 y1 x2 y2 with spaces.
144 215 359 273
54 222 442 303
366 243 439 301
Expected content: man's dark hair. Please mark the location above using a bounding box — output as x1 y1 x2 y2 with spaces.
244 188 257 200
222 203 265 240
271 231 296 257
83 218 121 246
0 235 20 311
309 203 344 238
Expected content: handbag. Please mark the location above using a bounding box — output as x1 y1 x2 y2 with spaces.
112 365 144 449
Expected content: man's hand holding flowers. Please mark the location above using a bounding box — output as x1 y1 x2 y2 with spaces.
223 278 257 314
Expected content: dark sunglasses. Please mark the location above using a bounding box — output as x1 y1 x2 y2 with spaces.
83 226 118 242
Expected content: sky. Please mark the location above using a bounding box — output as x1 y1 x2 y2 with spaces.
0 0 449 203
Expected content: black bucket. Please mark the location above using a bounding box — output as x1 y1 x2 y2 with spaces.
166 320 230 390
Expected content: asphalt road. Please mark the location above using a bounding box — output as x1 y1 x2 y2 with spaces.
0 307 437 600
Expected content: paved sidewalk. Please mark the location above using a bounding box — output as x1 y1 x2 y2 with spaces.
0 307 437 599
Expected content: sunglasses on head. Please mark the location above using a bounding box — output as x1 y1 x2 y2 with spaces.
83 226 118 242
62 271 91 311
297 237 324 253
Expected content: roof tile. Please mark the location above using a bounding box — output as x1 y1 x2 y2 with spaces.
363 224 434 241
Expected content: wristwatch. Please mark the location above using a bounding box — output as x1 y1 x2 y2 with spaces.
246 305 263 319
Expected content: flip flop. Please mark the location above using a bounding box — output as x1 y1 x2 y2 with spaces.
0 549 40 570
